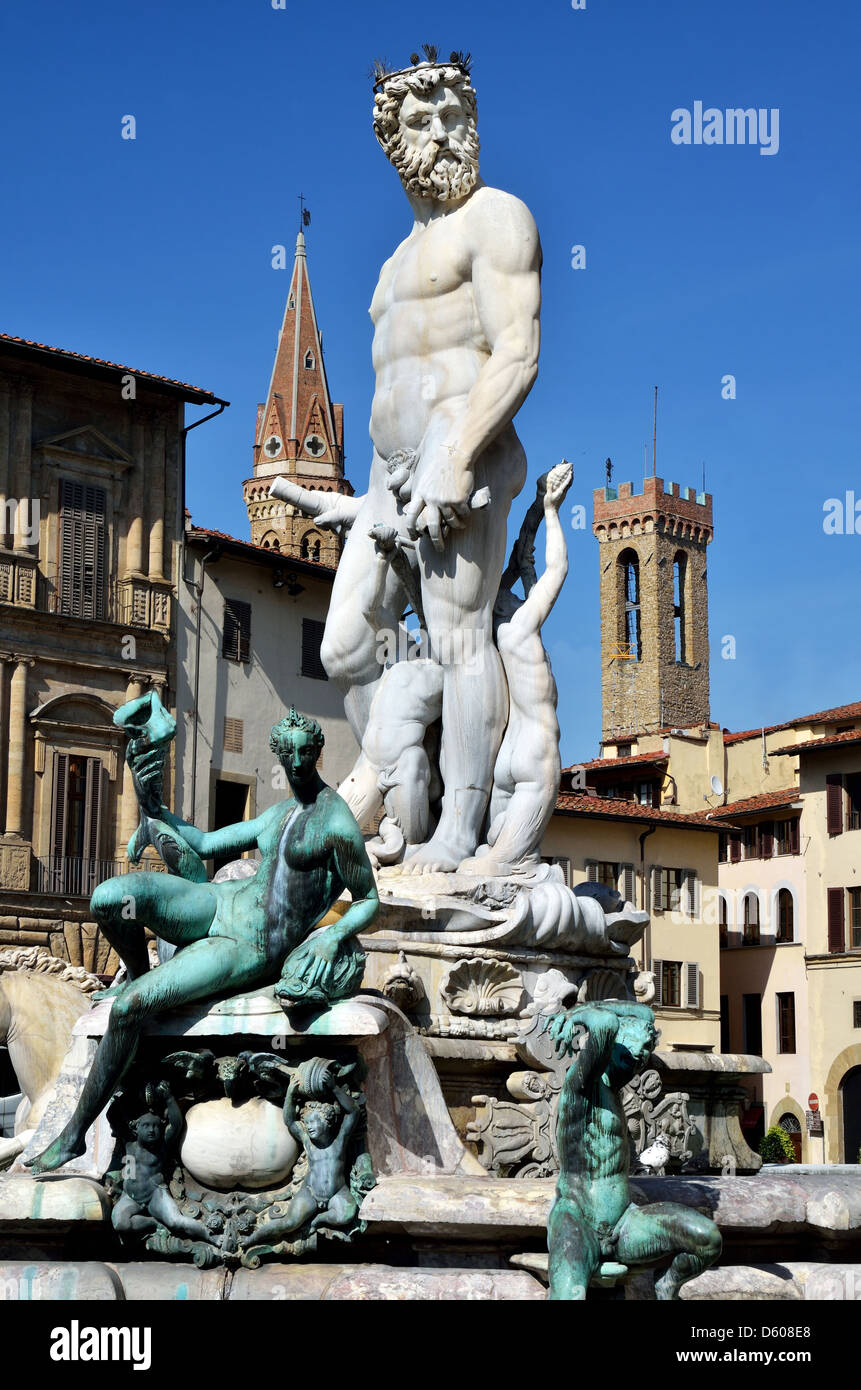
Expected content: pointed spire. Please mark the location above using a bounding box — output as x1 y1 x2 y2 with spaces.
252 231 343 480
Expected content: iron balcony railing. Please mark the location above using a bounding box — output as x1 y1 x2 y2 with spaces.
35 855 126 897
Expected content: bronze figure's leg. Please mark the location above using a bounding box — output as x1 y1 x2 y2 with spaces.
29 933 269 1173
547 1197 601 1301
91 873 219 998
615 1200 722 1300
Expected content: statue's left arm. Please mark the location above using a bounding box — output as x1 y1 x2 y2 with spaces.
329 818 380 943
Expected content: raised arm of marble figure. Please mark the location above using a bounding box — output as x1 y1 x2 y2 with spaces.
268 476 363 531
507 462 572 636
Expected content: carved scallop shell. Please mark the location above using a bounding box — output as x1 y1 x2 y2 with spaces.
441 958 524 1017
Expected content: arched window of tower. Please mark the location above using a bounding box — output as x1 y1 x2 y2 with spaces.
618 549 642 660
673 551 688 664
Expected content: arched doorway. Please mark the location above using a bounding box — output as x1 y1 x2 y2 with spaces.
841 1067 861 1164
777 1111 802 1163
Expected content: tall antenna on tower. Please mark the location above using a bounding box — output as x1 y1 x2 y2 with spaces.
652 386 658 475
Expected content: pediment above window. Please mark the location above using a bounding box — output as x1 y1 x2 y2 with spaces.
36 426 132 471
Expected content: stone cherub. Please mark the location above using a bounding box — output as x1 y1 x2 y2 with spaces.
547 1001 721 1300
29 707 379 1174
110 1081 218 1248
242 1063 363 1248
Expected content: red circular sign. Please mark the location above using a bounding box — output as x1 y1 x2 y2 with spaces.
808 1093 819 1112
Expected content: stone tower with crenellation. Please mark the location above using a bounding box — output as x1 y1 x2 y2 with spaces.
592 475 714 746
243 231 353 564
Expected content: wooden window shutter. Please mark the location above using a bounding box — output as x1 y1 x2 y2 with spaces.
760 821 774 859
83 758 103 861
651 866 664 911
223 599 251 663
621 863 635 903
585 859 598 882
651 960 663 1006
50 752 69 859
827 888 845 954
730 833 741 863
301 618 328 681
684 962 700 1010
827 775 844 836
789 817 801 855
223 717 244 754
58 479 107 620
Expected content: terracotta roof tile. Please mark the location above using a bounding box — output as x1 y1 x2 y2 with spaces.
565 752 669 772
723 700 861 746
554 792 724 832
715 788 801 819
187 523 337 574
0 333 224 404
770 730 861 756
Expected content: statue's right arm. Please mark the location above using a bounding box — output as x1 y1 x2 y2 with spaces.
551 1006 618 1087
157 803 280 859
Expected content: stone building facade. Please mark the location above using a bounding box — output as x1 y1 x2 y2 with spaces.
243 233 353 563
0 334 224 972
593 476 713 744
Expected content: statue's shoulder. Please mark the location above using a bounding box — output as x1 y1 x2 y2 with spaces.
464 184 539 233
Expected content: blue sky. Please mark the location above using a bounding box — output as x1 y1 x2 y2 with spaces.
3 0 860 763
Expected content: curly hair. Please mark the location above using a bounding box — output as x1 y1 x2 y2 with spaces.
373 62 479 163
269 708 324 758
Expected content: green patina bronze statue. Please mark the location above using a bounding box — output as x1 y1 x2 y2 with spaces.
29 697 379 1174
547 1001 721 1300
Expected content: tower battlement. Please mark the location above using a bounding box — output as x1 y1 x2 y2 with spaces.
593 476 713 545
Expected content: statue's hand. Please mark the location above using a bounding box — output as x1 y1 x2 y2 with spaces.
404 459 474 552
543 460 573 510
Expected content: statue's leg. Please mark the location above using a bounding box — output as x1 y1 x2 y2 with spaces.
408 473 514 869
309 1185 358 1233
111 1192 153 1234
149 1185 215 1245
320 489 407 741
91 873 218 993
547 1197 601 1300
615 1201 722 1300
242 1185 318 1247
29 934 268 1173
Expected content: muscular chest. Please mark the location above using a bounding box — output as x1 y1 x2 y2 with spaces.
371 224 472 324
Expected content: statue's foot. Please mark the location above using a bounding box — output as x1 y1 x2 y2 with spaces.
27 1134 86 1174
654 1268 682 1301
403 836 469 874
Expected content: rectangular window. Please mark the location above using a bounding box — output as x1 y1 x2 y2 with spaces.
48 753 104 895
719 833 728 863
541 856 571 886
719 895 728 949
847 774 861 832
58 479 107 621
729 833 742 863
597 860 619 889
850 888 861 950
743 826 759 860
660 867 684 914
661 961 681 1008
854 1001 861 1030
222 598 251 663
301 618 328 681
758 821 774 859
743 993 763 1055
827 775 844 836
777 992 796 1054
211 778 249 875
775 820 793 855
720 995 731 1052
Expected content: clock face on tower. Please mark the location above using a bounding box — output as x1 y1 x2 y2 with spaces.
264 435 283 458
304 433 326 458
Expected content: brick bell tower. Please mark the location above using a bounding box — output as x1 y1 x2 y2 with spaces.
243 230 353 563
592 475 714 745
